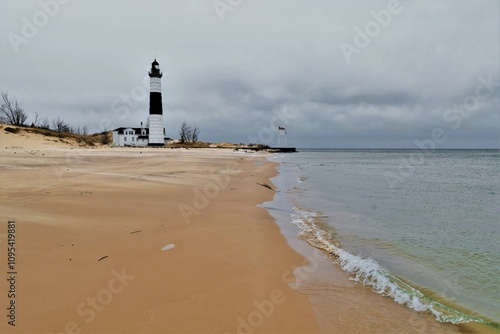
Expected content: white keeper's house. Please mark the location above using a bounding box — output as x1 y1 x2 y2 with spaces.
112 125 150 147
112 59 168 147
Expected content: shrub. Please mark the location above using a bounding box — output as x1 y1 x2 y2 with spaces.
4 127 20 134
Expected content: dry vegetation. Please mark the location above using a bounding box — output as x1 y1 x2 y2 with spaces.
1 123 274 151
168 141 212 148
1 123 111 148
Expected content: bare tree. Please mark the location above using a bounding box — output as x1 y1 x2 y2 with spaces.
0 92 27 126
179 122 192 143
51 117 61 131
40 117 50 129
31 112 40 127
51 116 71 133
191 126 200 143
73 125 88 135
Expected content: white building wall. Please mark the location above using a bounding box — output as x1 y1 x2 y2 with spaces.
148 115 164 145
135 138 148 147
112 128 150 147
150 77 161 93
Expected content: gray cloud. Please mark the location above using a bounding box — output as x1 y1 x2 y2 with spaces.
0 0 498 148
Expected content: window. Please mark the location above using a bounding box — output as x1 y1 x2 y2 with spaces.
124 137 127 141
132 137 135 142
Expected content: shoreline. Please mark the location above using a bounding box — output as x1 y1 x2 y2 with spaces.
0 145 321 333
0 132 495 333
265 154 498 334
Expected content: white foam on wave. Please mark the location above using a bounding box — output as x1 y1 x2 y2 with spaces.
289 207 481 324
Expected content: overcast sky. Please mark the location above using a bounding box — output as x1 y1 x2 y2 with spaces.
0 0 498 148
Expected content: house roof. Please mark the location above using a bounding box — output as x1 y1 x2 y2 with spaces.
112 127 149 135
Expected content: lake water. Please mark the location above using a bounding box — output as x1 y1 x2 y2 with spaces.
268 149 499 327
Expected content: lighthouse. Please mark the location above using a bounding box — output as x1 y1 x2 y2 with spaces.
148 59 165 146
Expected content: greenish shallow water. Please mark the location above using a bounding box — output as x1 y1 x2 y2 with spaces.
272 149 499 326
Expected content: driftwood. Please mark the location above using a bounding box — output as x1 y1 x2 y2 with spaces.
256 182 274 191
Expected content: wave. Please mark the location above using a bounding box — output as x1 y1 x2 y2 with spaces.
289 207 490 325
296 176 308 184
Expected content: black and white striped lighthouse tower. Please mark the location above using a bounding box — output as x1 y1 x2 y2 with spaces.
148 59 165 146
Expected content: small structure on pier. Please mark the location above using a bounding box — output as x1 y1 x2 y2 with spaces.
277 126 288 148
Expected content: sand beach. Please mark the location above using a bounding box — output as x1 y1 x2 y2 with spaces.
0 127 321 333
0 128 494 333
